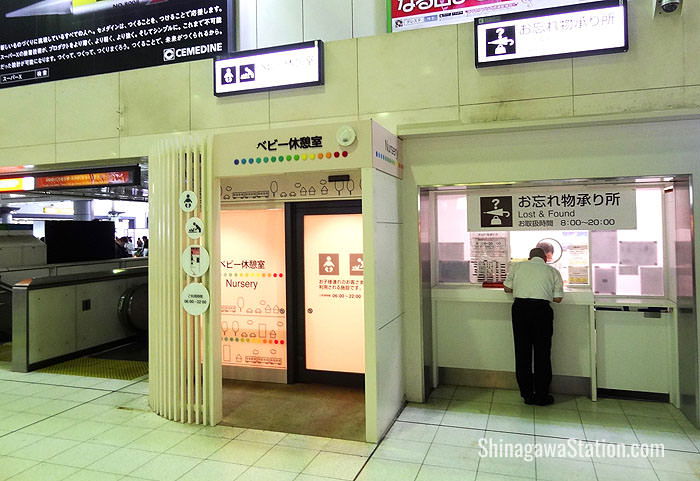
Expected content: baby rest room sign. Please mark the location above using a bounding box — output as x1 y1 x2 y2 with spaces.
467 187 636 231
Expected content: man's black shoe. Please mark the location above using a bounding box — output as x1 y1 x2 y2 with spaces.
535 394 555 406
523 396 537 405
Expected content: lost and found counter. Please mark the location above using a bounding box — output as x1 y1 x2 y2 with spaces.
431 286 677 404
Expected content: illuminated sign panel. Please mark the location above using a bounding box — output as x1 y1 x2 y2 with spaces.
0 166 138 192
475 0 627 67
390 0 593 32
0 0 234 88
214 40 324 96
0 177 34 192
35 169 135 189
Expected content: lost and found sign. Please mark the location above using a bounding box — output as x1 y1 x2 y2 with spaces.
467 187 636 231
475 0 627 68
0 0 233 88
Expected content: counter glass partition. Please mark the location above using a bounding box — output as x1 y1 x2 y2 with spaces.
435 186 665 297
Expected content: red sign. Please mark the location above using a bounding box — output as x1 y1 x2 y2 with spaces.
35 170 133 189
391 0 506 18
390 0 589 32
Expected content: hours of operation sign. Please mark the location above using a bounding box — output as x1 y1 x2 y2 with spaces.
181 282 210 316
467 187 637 231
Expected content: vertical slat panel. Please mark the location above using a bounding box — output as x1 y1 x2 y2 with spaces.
165 142 177 419
184 147 193 423
194 142 202 425
150 135 220 427
201 140 209 425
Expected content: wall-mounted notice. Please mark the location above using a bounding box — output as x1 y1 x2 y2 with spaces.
214 40 323 96
475 0 627 68
390 0 591 32
467 186 636 232
220 208 287 370
0 0 233 88
468 232 509 283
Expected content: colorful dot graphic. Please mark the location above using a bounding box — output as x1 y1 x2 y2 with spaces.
231 338 285 344
232 151 349 167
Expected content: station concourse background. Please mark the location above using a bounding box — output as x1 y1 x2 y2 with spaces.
0 0 698 407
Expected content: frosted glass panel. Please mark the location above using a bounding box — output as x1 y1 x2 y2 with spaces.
304 214 364 373
220 209 287 369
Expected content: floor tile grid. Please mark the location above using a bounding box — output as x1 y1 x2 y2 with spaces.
3 369 699 481
391 417 661 480
434 387 700 454
0 372 150 480
0 380 148 439
2 394 374 480
423 388 698 481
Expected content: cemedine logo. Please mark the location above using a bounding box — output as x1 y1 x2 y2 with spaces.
163 43 223 62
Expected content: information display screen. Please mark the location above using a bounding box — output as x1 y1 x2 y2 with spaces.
474 0 627 67
0 0 233 88
0 165 139 191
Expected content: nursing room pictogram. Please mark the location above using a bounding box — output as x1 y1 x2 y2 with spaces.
239 64 255 82
480 196 513 228
319 254 339 276
486 26 516 56
350 254 364 275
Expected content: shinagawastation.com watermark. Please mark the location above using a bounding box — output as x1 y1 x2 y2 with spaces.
478 438 665 463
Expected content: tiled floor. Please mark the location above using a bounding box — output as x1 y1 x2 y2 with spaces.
1 364 700 481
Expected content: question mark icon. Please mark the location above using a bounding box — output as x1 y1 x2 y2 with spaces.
492 198 500 209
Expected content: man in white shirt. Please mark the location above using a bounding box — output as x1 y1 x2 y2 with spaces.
503 247 564 406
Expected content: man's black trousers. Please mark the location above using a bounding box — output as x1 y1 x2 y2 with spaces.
511 298 553 399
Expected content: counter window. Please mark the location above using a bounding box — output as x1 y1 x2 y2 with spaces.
435 186 665 297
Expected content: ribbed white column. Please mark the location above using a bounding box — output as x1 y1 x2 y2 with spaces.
149 136 222 425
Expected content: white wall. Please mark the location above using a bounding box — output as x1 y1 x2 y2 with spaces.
1 1 695 167
363 167 404 441
237 0 386 50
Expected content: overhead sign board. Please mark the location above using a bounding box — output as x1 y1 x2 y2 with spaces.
0 166 139 192
214 40 324 96
475 0 627 67
35 168 137 189
0 0 234 88
389 0 592 32
467 186 636 231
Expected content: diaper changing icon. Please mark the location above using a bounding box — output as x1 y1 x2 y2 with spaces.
318 254 339 276
480 196 513 228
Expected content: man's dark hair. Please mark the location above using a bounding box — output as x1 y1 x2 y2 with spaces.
529 248 546 260
536 241 554 254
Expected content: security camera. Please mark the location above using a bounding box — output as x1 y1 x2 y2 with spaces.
658 0 681 13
